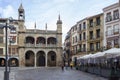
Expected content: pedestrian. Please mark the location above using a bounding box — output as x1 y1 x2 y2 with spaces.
61 64 64 71
65 62 68 70
70 62 73 69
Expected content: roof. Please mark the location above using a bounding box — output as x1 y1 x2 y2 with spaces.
18 3 24 10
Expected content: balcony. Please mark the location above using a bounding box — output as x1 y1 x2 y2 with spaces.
78 40 82 44
25 43 35 47
87 35 103 42
77 48 86 54
106 16 112 22
47 44 57 47
113 14 119 20
88 23 94 29
36 44 46 47
87 48 95 52
25 43 57 48
96 35 103 41
106 29 120 37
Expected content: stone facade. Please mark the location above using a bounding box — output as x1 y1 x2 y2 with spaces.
0 3 62 67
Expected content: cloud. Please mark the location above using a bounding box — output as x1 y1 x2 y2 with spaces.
0 5 17 19
53 0 77 4
25 21 35 29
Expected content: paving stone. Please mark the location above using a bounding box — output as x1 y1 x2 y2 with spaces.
15 67 107 80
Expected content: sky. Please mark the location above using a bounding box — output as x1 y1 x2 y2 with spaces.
0 0 119 43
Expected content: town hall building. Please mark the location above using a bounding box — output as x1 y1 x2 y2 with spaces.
0 3 63 67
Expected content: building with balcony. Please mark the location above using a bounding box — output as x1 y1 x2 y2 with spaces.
64 31 71 65
77 18 87 55
87 13 104 53
71 25 78 55
0 18 19 67
103 0 120 49
0 3 62 67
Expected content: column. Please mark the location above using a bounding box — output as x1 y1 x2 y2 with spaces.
35 37 36 47
45 53 47 67
35 53 37 67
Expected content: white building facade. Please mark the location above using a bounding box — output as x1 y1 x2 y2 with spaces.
103 0 120 49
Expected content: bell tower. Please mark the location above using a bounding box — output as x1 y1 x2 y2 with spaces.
18 3 25 21
56 14 62 47
18 3 26 67
56 14 62 33
18 3 25 32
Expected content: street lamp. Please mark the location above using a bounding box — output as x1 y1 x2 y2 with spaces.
0 17 14 80
9 36 12 72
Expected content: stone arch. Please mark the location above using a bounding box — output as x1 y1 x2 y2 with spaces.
47 51 56 67
47 37 57 44
36 51 46 67
25 50 35 67
8 58 19 67
36 37 46 44
25 36 35 44
0 58 5 67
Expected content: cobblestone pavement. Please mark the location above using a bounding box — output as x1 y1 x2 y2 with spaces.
14 67 107 80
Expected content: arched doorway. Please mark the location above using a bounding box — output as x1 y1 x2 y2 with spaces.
8 58 19 67
37 51 45 67
0 58 5 67
47 51 56 67
25 51 35 67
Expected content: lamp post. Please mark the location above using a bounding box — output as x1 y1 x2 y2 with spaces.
0 17 14 80
9 37 12 72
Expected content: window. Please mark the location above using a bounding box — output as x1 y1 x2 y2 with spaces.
9 48 11 55
79 34 82 40
107 26 112 36
83 44 86 52
113 24 119 33
90 43 94 51
83 22 86 29
96 29 100 38
75 46 77 53
10 36 16 43
114 39 118 45
106 12 112 22
96 17 100 25
10 27 16 33
75 36 77 42
0 29 3 34
0 37 3 43
0 48 3 55
89 31 93 39
83 32 86 40
73 37 74 43
79 24 81 31
12 48 15 54
96 42 100 50
89 19 93 27
79 44 82 52
74 26 77 31
113 10 119 20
